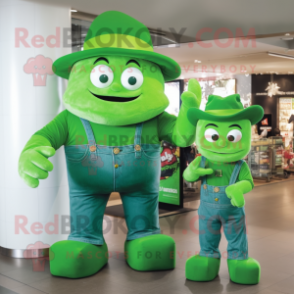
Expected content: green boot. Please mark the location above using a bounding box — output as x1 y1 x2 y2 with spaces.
186 254 220 281
49 240 108 278
227 258 260 284
125 234 175 271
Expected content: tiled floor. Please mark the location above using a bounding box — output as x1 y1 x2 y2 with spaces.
0 180 294 294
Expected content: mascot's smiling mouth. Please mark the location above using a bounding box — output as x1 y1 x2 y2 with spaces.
89 90 140 102
204 149 243 155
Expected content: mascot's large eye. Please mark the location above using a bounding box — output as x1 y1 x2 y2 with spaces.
121 67 143 90
90 65 114 88
227 129 242 142
205 129 219 142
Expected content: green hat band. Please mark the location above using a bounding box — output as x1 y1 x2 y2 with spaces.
205 109 242 116
84 34 153 51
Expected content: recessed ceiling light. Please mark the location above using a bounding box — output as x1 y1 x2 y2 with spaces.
268 52 294 60
285 33 290 36
71 9 78 12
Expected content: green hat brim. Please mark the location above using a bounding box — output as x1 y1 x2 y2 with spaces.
188 105 264 126
52 47 181 81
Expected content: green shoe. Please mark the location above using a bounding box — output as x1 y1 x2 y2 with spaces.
186 254 220 281
125 234 175 271
227 257 260 284
49 240 108 278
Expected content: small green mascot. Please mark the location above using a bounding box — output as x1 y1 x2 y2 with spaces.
184 94 264 284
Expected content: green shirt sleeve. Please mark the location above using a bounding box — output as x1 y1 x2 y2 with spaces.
238 162 254 188
34 110 69 150
157 111 177 143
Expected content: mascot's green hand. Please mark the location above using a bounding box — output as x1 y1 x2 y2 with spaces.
225 181 252 208
183 157 213 182
180 79 202 109
172 79 202 147
19 146 55 188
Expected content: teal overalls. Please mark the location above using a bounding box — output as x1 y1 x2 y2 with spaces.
198 156 248 260
64 118 161 245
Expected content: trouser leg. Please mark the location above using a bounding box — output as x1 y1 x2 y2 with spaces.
121 191 161 240
68 192 110 245
222 207 248 260
199 205 222 259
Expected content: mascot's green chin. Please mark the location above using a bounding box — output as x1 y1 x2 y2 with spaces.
184 94 264 285
18 10 202 278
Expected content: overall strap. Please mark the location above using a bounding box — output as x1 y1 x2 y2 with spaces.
80 118 97 160
134 123 143 159
229 160 244 185
200 156 207 184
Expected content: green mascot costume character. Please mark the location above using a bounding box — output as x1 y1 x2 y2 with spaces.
184 94 263 285
18 11 201 278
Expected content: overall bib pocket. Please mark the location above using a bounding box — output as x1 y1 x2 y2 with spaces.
65 145 89 162
142 144 161 159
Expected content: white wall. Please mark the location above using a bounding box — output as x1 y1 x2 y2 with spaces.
0 0 71 250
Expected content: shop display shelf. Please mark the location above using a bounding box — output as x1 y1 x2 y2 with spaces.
248 137 284 182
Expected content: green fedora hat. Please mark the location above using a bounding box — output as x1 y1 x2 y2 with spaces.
53 10 181 81
188 94 264 125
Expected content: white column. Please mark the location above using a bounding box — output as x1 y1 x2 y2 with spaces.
0 0 71 251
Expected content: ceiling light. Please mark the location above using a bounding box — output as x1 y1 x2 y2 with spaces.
288 71 293 74
194 60 201 63
167 44 179 48
71 9 77 12
285 33 290 36
265 82 282 97
268 52 294 60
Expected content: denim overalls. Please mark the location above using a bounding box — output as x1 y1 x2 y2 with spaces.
64 118 161 245
198 156 248 260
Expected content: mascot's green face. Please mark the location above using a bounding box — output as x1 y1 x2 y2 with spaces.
196 119 251 163
63 55 168 126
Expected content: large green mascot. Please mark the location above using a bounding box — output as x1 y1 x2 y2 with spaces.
18 11 201 278
184 94 263 285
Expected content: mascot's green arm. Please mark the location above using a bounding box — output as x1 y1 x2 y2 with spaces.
18 111 69 188
171 79 202 147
